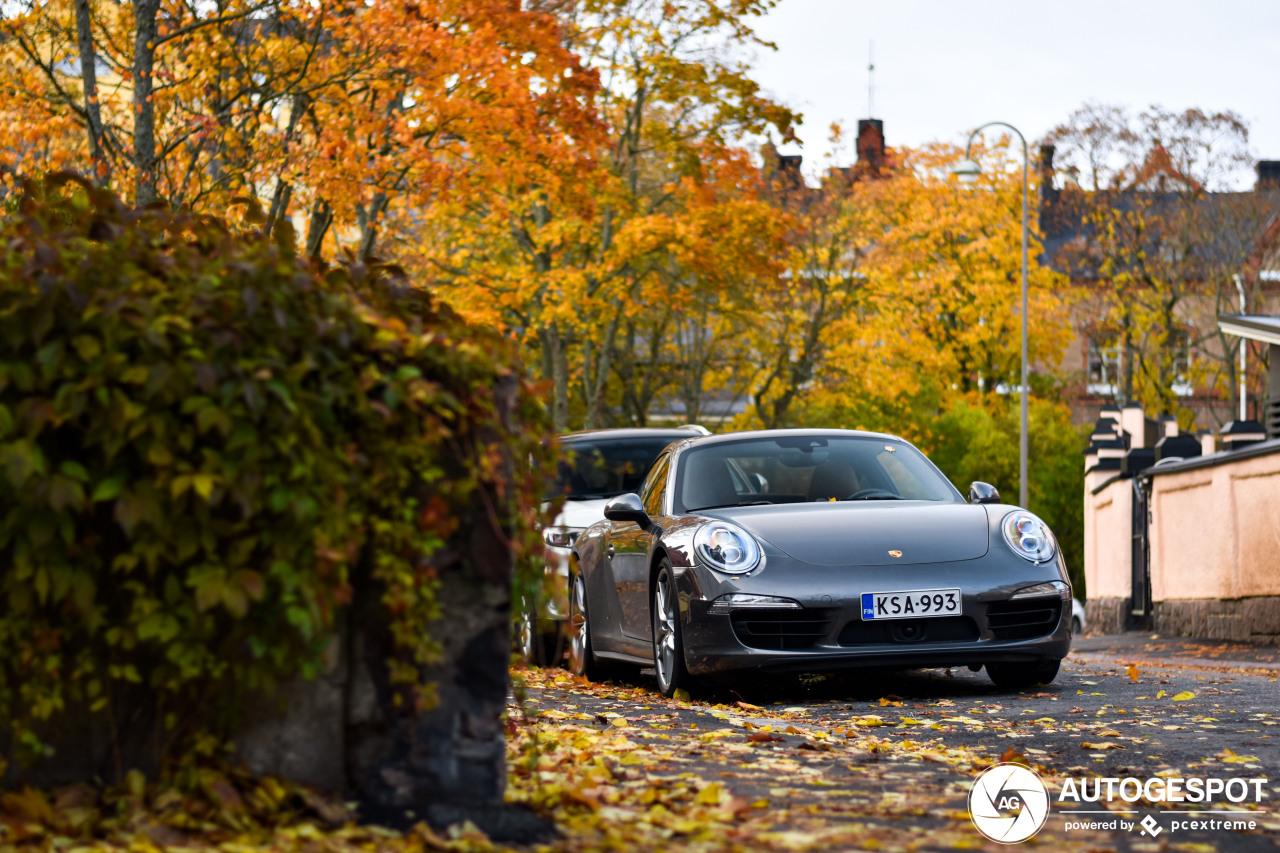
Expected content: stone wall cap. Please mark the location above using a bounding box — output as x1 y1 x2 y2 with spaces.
1143 437 1280 478
1090 470 1133 496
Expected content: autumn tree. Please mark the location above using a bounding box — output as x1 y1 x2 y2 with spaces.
608 151 789 426
769 140 1068 439
742 143 878 430
1047 103 1279 422
0 0 599 260
423 0 800 432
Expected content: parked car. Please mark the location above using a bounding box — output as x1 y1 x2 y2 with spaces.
518 425 709 663
568 429 1073 695
1072 597 1086 635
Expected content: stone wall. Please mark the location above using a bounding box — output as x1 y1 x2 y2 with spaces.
1084 434 1280 642
1153 597 1280 645
1085 597 1131 635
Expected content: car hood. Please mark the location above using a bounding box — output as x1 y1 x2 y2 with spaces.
702 502 989 566
545 498 612 530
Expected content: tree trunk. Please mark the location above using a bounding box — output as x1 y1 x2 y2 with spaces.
539 325 568 432
305 198 333 260
357 193 389 261
74 0 109 186
132 0 159 205
582 311 619 430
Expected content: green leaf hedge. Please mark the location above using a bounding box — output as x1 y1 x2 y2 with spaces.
0 175 547 771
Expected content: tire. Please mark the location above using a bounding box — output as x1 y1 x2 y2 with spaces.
1072 615 1083 635
986 658 1062 689
516 600 561 666
517 599 540 663
652 561 696 698
568 572 618 682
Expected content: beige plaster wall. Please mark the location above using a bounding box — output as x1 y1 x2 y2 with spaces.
1149 450 1280 600
1086 476 1133 600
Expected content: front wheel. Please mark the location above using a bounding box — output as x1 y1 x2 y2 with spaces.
652 561 695 698
986 658 1061 689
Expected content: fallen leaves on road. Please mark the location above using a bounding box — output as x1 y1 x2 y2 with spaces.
503 666 1140 851
2 655 1275 853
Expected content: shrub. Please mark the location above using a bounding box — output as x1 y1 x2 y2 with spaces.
0 175 546 774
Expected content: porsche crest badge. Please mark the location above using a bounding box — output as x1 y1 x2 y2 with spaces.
888 550 903 558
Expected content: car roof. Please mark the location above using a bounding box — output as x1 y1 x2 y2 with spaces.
663 427 909 453
557 426 706 442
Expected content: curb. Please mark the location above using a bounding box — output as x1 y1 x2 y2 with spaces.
1069 649 1280 673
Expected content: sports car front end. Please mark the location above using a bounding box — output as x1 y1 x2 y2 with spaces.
665 501 1072 685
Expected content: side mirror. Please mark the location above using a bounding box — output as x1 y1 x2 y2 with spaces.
603 493 649 527
968 481 1001 504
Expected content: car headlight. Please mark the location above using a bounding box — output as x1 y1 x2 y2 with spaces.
694 521 762 574
543 528 578 548
1001 512 1056 563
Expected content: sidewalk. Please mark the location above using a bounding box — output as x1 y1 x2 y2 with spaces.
1070 631 1280 671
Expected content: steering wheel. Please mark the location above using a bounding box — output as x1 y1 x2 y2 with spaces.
844 488 900 501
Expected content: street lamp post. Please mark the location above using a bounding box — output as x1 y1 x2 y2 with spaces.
953 122 1030 510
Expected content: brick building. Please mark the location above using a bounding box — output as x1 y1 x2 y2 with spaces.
1037 148 1280 429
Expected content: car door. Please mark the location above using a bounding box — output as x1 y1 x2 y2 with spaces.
607 451 671 641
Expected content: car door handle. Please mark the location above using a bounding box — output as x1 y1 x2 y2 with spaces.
606 546 615 559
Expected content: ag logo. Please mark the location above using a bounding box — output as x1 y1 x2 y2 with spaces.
969 762 1050 844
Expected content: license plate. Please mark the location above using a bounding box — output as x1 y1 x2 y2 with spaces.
861 588 961 621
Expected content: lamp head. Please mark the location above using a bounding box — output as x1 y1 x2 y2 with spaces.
953 158 982 184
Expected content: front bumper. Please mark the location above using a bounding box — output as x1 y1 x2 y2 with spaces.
675 561 1072 676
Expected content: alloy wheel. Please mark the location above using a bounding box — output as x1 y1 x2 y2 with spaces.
569 574 589 676
653 575 677 691
517 599 536 662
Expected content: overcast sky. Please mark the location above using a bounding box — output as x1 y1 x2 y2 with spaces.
749 0 1280 188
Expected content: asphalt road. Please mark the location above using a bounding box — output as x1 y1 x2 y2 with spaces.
519 634 1280 850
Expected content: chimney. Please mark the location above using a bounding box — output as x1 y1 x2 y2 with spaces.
1038 144 1056 185
760 139 779 179
856 119 885 173
777 154 803 188
1257 160 1280 189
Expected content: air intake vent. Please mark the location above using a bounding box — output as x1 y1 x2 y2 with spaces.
987 599 1063 641
839 616 978 646
730 609 829 651
1267 396 1280 440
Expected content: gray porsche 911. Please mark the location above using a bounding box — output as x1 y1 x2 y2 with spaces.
567 429 1072 696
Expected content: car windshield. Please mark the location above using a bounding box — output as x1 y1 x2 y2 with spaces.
548 437 679 500
676 435 963 512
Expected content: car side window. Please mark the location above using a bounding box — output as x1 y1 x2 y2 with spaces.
640 451 671 516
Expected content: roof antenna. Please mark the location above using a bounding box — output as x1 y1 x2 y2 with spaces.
868 39 875 117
